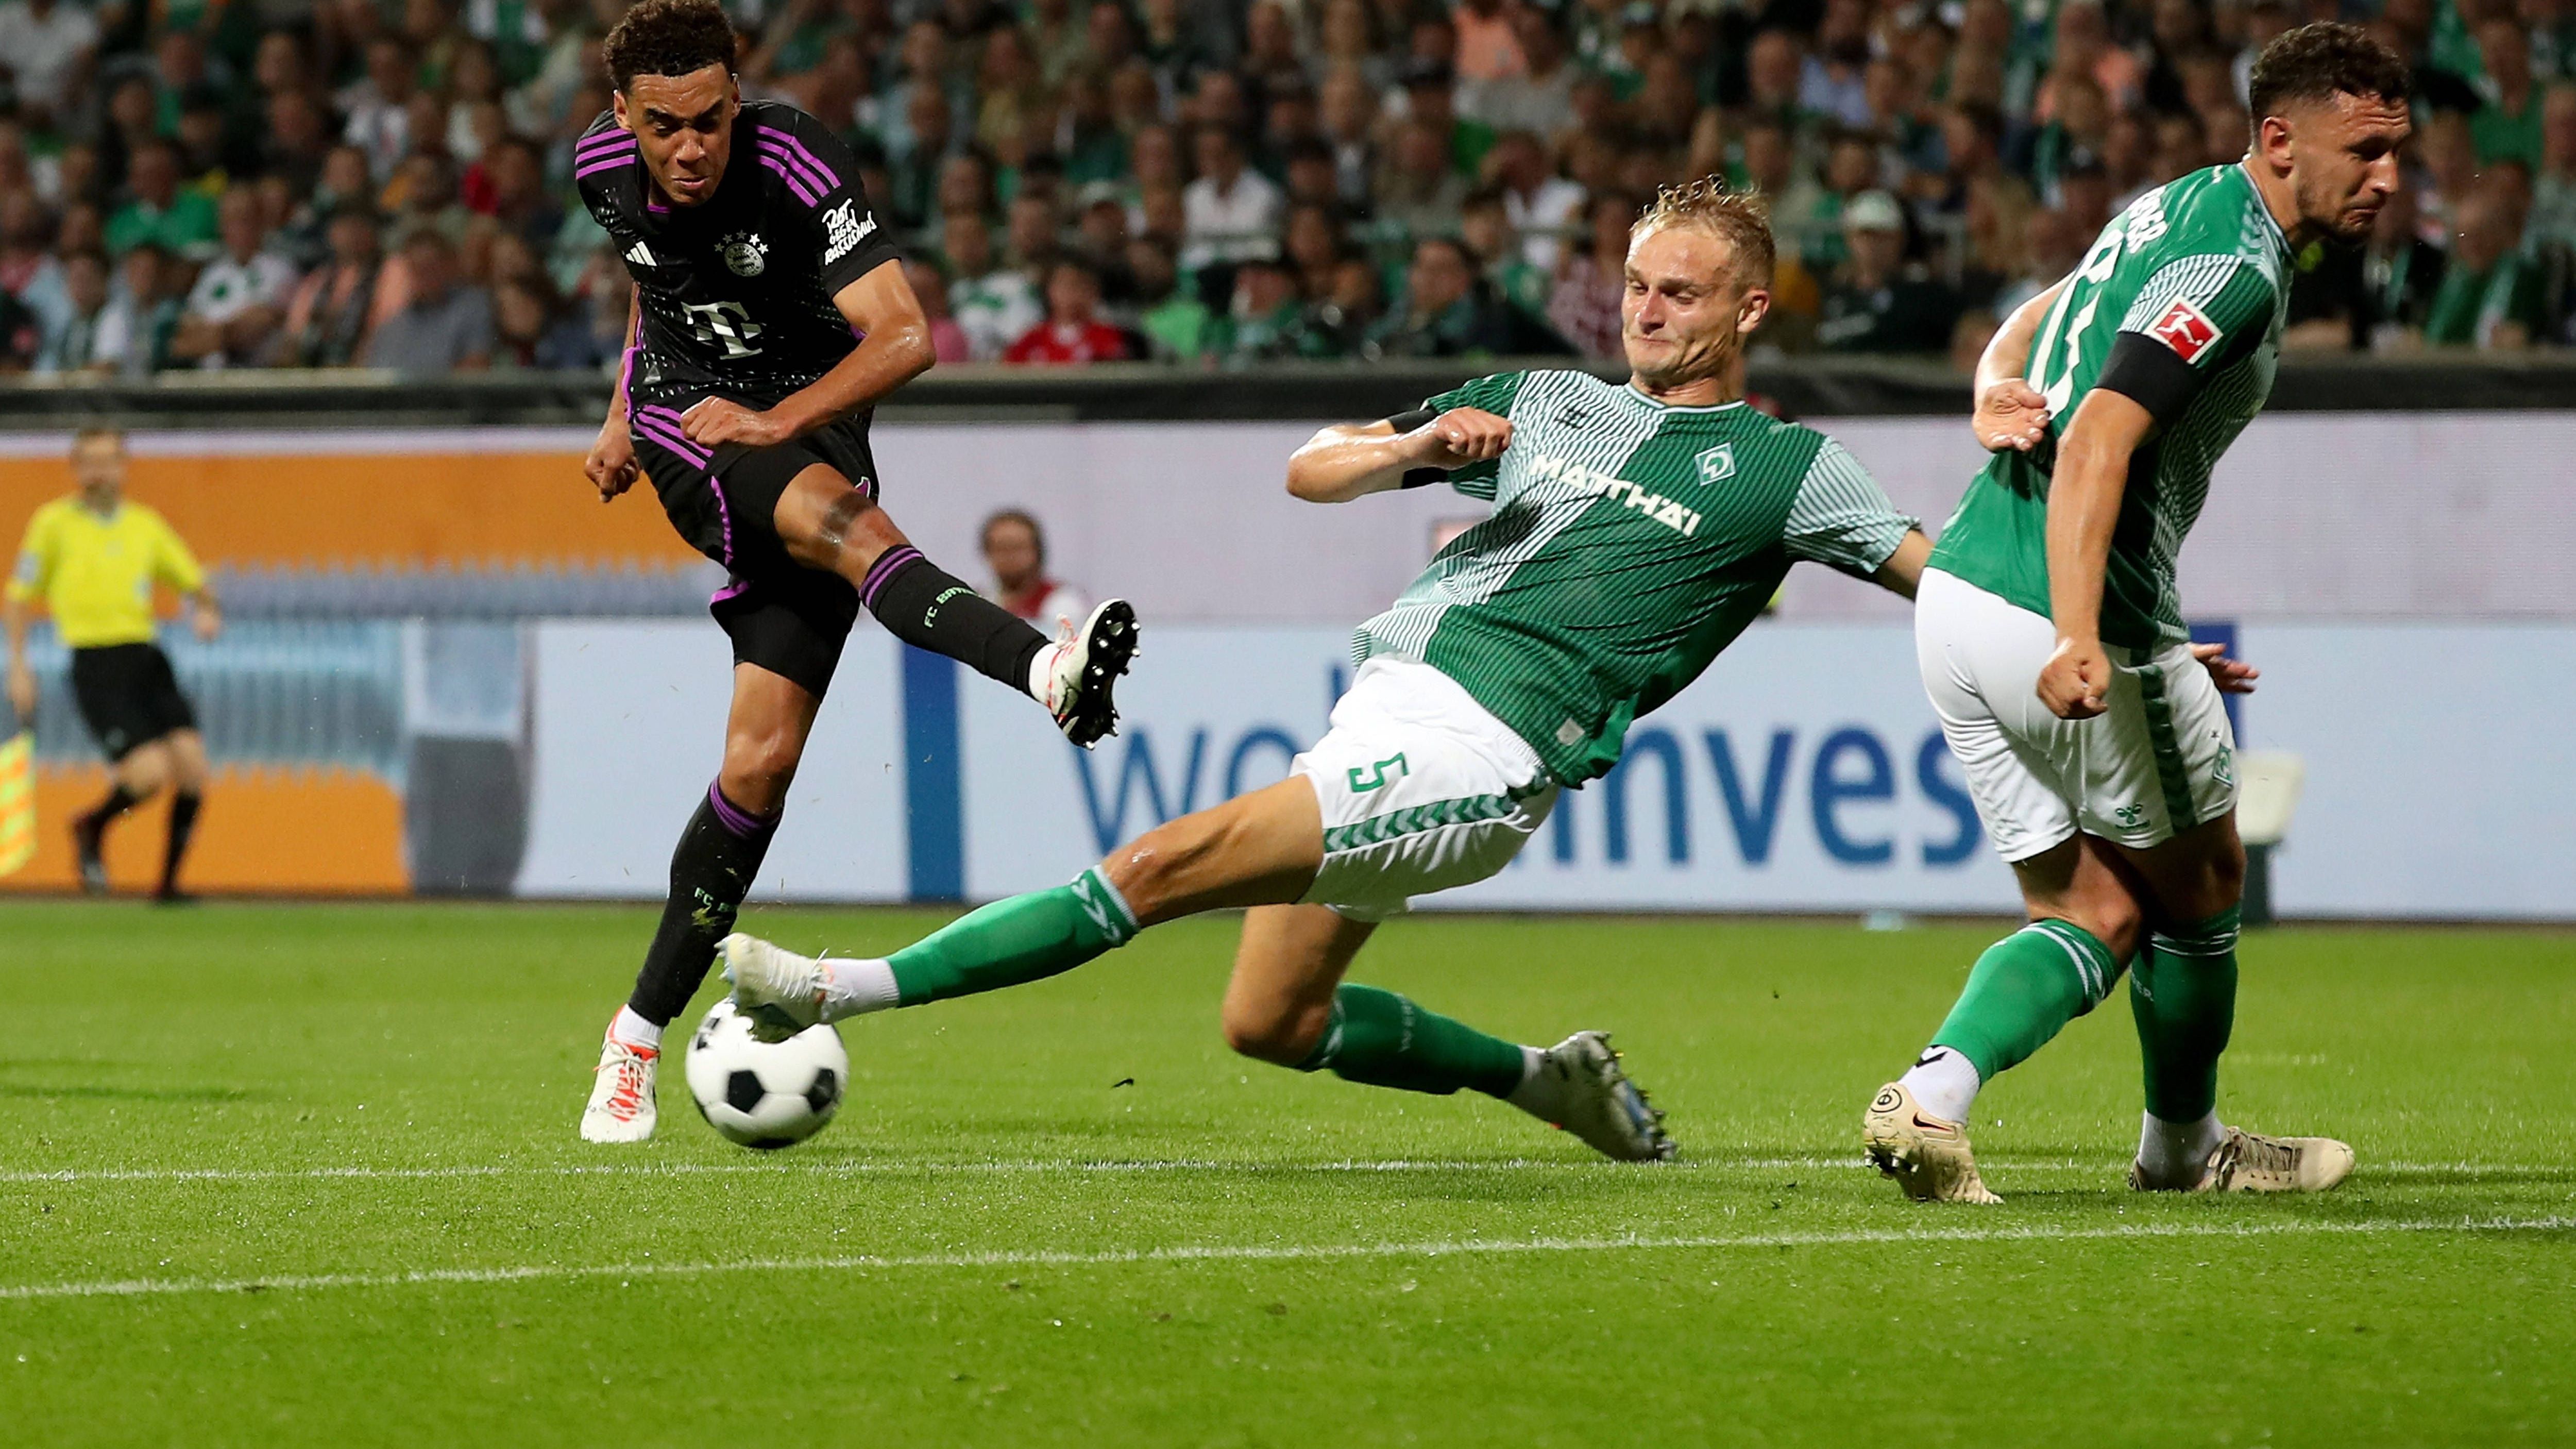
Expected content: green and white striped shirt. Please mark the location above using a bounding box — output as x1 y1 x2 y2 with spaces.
1355 369 1916 784
1929 162 2291 650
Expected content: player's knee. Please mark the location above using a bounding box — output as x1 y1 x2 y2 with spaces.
119 747 172 796
719 733 803 814
2057 893 2142 962
1222 1001 1321 1067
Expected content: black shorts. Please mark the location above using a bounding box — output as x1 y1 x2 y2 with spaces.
70 643 197 762
625 397 880 698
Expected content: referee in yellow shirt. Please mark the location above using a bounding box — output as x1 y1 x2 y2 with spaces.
4 428 221 899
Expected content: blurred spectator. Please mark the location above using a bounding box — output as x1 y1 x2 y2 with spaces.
1482 129 1582 269
944 212 1042 360
365 229 495 372
1397 61 1495 179
170 189 296 367
0 0 100 130
2425 182 2546 347
1128 232 1212 361
1368 234 1570 357
95 242 182 377
1460 4 1576 139
107 141 219 261
1281 200 1343 299
1547 190 1633 361
343 36 420 182
981 508 1089 625
2531 86 2576 254
36 249 109 373
1181 124 1283 268
2473 19 2546 168
1460 187 1548 312
1375 117 1470 244
1815 190 1960 353
1006 258 1133 363
282 208 393 368
905 257 973 363
1208 252 1311 363
1304 253 1383 355
1995 206 2087 316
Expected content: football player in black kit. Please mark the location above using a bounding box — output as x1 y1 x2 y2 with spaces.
576 0 1138 1141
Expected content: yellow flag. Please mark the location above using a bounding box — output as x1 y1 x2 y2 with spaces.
0 724 31 878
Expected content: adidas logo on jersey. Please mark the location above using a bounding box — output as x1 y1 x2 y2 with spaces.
1522 451 1704 537
624 240 656 266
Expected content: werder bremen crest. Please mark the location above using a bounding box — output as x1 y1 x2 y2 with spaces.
719 231 769 277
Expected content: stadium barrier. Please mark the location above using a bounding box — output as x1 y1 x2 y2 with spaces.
2 361 2570 914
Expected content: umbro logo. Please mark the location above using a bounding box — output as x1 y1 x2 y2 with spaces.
624 239 656 266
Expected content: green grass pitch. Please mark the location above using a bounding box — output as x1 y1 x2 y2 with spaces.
2 901 2571 1446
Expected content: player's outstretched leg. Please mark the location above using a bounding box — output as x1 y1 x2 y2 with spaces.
1223 904 1673 1161
1865 836 2139 1203
582 668 809 1143
774 468 1136 747
153 728 209 903
2120 822 2352 1194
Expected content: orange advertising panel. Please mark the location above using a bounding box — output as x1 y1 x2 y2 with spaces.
3 764 409 896
0 440 699 571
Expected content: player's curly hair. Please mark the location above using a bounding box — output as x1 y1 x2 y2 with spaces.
603 0 738 93
2247 22 2410 121
1632 177 1776 292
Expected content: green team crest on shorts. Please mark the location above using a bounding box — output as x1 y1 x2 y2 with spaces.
1929 163 2292 650
1353 370 1913 785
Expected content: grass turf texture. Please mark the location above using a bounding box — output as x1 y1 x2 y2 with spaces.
1 902 2570 1446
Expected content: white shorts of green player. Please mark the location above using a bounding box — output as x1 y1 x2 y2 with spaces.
1914 568 2238 862
1294 658 1560 921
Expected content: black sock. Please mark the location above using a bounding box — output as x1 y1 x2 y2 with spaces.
83 784 141 827
858 547 1049 695
626 782 780 1026
160 791 201 892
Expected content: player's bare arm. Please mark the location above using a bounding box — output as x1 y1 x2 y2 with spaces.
585 287 642 502
1973 278 2068 452
185 582 221 643
1871 530 1934 599
1284 408 1512 503
2037 386 2155 719
682 260 934 448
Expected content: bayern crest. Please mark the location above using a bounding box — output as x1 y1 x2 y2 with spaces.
719 230 768 277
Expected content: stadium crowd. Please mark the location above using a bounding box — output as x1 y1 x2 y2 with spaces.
0 0 2568 374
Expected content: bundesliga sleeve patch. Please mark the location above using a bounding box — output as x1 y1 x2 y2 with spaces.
2147 297 2219 363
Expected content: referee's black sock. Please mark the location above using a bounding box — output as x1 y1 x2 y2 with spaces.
858 547 1049 697
159 791 201 895
626 782 780 1027
77 784 141 837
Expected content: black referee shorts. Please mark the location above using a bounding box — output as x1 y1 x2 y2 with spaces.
624 398 881 699
70 642 197 762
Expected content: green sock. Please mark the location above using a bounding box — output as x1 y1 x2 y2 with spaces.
2130 906 2241 1123
888 867 1139 1006
1929 919 2124 1080
1294 984 1529 1098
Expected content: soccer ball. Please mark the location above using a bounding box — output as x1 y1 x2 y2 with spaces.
685 998 847 1149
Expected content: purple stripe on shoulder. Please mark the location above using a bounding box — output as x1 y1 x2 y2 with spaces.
710 579 751 605
575 129 635 156
755 153 821 207
859 544 923 609
574 153 638 179
754 126 841 188
752 133 834 196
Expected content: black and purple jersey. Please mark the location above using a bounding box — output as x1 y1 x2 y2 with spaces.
577 100 903 409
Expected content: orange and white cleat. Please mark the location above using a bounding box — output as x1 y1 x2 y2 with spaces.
580 1030 659 1143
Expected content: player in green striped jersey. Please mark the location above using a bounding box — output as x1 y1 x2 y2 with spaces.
721 180 1930 1161
1865 24 2412 1204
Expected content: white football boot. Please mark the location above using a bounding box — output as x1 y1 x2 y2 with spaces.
2132 1126 2356 1193
721 932 829 1042
1032 600 1139 749
579 1031 659 1143
1509 1031 1677 1162
1863 1081 2003 1204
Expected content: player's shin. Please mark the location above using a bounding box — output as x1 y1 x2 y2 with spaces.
159 790 200 895
1909 919 2124 1120
1292 984 1529 1098
626 782 781 1027
858 546 1050 696
2130 905 2240 1180
824 867 1141 1014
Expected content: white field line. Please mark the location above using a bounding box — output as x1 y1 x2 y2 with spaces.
3 1217 2569 1303
0 1156 2559 1186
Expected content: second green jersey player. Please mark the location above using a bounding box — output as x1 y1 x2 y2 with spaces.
1866 23 2414 1205
719 179 1931 1163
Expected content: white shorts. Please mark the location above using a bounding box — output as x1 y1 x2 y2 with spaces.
1293 658 1558 922
1916 568 2238 863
